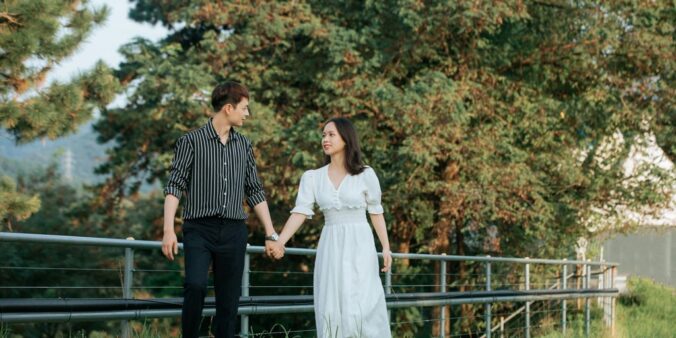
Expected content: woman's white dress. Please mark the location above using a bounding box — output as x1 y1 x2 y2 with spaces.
291 165 392 338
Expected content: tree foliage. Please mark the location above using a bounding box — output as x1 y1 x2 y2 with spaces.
0 175 39 231
0 0 119 142
96 0 674 259
0 0 119 224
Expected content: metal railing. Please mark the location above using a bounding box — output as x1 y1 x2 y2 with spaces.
0 232 618 337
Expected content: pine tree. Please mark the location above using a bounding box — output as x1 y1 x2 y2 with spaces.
0 0 119 142
0 0 119 224
0 175 39 231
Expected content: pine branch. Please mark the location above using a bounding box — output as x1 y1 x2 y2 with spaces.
531 1 574 10
0 12 21 26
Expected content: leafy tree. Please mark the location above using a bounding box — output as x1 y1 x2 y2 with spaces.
100 0 674 257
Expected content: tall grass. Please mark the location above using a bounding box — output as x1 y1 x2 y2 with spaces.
0 325 10 338
538 309 611 338
615 277 675 338
540 276 675 338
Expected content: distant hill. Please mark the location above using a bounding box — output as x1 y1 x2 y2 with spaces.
0 121 110 185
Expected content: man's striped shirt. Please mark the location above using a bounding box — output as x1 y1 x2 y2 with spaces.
164 118 266 220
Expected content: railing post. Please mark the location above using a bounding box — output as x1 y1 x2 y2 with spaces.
584 261 590 338
122 238 134 338
485 258 492 338
611 266 616 337
240 249 250 338
386 260 392 320
562 260 567 335
525 258 530 338
603 265 609 328
440 256 447 338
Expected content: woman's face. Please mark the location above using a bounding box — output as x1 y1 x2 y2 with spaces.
322 122 346 156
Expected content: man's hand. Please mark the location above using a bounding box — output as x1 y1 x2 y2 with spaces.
162 231 179 261
265 241 285 260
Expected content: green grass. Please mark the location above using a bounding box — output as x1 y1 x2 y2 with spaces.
537 309 610 338
0 325 9 338
614 277 675 338
539 277 675 338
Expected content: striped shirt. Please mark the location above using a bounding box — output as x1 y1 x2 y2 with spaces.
164 118 266 220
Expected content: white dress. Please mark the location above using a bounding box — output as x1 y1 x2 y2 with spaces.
291 165 392 338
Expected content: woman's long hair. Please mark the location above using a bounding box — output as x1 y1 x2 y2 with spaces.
323 117 366 175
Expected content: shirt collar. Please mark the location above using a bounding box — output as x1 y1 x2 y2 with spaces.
206 118 238 142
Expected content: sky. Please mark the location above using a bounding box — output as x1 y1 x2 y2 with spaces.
48 0 167 85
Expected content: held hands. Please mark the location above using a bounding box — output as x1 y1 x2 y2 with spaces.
162 231 179 261
381 249 392 272
265 240 285 260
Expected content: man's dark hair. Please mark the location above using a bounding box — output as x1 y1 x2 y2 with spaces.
211 81 249 112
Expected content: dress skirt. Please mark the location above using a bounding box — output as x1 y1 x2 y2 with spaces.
313 209 392 338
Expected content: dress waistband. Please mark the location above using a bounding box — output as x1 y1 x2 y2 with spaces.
322 208 368 226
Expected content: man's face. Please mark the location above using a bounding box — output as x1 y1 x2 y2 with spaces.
224 97 250 126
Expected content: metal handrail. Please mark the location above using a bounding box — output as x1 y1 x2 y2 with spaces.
0 232 618 266
0 289 617 323
0 231 619 337
480 272 576 338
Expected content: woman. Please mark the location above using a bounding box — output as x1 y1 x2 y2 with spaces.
271 117 393 338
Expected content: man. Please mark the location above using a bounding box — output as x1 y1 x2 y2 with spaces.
161 81 283 338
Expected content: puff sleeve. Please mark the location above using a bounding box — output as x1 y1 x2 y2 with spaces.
364 167 384 214
290 170 316 218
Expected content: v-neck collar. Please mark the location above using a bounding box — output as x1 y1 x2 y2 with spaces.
325 165 348 192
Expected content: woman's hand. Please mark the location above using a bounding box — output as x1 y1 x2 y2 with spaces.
267 241 285 260
381 249 392 272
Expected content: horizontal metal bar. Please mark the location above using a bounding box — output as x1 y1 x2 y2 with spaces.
0 290 617 323
0 305 317 323
387 291 616 308
0 232 618 266
0 232 163 250
0 289 616 313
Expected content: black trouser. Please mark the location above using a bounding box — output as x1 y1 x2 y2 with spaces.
182 216 248 338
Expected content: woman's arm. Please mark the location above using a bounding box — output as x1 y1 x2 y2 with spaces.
268 213 308 258
278 213 308 246
369 213 392 272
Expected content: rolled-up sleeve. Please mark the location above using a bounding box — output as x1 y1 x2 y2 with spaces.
244 142 266 208
291 170 315 218
364 167 384 214
164 136 194 198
